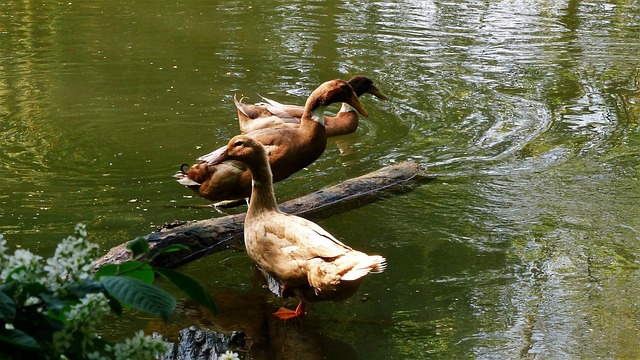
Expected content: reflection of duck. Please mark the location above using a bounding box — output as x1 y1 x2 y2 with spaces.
175 79 368 203
207 135 386 320
235 75 388 136
146 288 360 360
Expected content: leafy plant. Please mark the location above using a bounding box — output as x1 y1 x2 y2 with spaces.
0 224 216 360
96 236 216 317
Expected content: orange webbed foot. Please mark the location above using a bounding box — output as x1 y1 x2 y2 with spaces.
273 307 300 320
273 301 305 320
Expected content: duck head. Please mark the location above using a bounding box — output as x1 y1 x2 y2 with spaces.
347 75 389 100
307 79 368 118
207 135 266 167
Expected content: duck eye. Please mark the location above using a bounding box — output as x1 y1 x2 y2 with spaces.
234 140 244 147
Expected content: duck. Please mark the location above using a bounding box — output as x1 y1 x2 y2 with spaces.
176 79 368 203
235 75 388 136
208 134 386 319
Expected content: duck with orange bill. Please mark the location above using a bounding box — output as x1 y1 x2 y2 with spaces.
235 75 387 136
176 79 368 204
207 134 386 320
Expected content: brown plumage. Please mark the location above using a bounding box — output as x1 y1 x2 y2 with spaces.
235 75 388 136
176 79 368 202
208 135 386 319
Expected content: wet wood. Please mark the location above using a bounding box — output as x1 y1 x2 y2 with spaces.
148 287 376 359
96 161 432 269
155 326 245 360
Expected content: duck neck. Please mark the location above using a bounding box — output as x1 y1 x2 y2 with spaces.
309 106 326 126
300 96 327 128
246 157 280 216
326 103 358 136
338 102 356 114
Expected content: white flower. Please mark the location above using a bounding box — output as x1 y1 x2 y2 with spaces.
43 224 99 293
218 350 241 360
86 351 108 360
52 328 73 354
66 292 111 334
0 248 43 284
75 223 88 238
106 330 172 360
0 234 7 257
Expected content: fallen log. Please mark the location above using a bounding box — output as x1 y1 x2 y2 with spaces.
96 161 432 269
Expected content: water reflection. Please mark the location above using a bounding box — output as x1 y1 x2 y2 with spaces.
148 286 361 359
2 0 640 358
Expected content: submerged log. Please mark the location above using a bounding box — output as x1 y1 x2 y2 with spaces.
96 161 432 269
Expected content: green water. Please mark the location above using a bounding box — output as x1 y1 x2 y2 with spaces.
1 1 639 358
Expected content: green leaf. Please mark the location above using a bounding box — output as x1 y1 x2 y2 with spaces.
23 282 47 297
95 264 119 279
150 244 192 260
0 328 40 349
155 268 216 314
156 244 191 255
104 293 123 316
66 280 105 298
0 291 16 321
96 261 154 284
39 293 71 314
99 276 175 318
150 244 192 262
126 237 150 258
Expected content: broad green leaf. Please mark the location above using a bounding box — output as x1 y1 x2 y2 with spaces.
66 280 105 298
39 293 70 314
104 293 123 316
95 264 119 278
155 267 216 314
96 261 154 284
157 244 191 255
99 276 175 318
0 328 40 349
23 282 47 296
0 291 16 321
126 237 150 258
45 307 68 324
151 244 192 261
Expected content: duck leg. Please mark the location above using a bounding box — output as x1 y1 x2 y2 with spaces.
273 301 306 320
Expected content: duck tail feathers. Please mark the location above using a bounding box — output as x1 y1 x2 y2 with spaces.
233 94 250 116
341 255 387 281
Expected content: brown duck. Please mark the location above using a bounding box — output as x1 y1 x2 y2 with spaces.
235 75 387 136
176 79 368 202
208 134 386 319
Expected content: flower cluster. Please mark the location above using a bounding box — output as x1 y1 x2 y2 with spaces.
105 330 172 360
52 292 112 354
0 236 43 285
43 223 99 294
0 225 172 360
218 350 241 360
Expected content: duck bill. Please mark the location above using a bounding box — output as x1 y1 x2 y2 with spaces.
368 86 389 100
346 95 368 117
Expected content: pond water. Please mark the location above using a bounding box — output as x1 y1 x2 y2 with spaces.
2 0 639 358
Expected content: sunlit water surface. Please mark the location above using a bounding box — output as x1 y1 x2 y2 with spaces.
1 1 639 359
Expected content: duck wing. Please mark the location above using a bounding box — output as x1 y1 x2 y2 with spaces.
234 94 273 119
263 214 354 260
259 95 304 121
197 144 227 164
